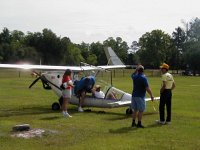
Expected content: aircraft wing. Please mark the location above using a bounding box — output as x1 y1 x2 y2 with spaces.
0 64 80 70
0 47 126 71
0 64 125 71
98 65 126 69
108 97 160 108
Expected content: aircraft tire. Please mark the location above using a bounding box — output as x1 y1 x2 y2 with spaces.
52 102 60 111
126 108 132 115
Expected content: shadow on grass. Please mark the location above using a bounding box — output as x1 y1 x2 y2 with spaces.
144 112 158 116
40 116 60 120
103 112 157 121
68 108 126 116
0 106 128 119
0 106 57 118
109 123 163 134
146 123 164 128
109 126 138 134
0 106 158 121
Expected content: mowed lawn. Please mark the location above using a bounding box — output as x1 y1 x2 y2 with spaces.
0 69 200 150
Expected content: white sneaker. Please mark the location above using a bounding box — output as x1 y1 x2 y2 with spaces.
62 111 72 117
155 120 165 125
65 112 72 118
78 107 84 112
62 111 66 117
165 121 171 125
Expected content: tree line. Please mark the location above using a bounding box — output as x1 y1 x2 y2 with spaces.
0 17 200 74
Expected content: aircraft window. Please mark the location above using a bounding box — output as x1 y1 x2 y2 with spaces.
104 87 124 100
57 75 60 78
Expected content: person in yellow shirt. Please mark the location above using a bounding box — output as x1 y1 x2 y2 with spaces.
157 63 175 125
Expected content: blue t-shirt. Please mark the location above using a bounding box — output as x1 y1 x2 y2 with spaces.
131 73 149 99
75 76 95 93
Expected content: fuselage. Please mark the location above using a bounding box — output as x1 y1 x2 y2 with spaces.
43 71 132 108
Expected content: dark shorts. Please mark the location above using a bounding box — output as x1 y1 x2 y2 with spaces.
76 89 86 98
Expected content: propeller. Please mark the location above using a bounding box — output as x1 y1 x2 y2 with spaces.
29 71 61 90
29 77 41 89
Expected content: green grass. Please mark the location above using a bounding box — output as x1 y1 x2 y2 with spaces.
0 69 200 150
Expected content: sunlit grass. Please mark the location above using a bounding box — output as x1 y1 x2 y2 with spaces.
0 69 200 150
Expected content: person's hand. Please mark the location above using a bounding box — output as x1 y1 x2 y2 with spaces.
151 96 154 101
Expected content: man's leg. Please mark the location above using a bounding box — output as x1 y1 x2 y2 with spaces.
166 92 172 122
132 110 137 127
137 111 144 128
137 98 145 128
78 91 85 112
159 94 166 122
138 111 143 122
79 91 85 107
131 97 137 127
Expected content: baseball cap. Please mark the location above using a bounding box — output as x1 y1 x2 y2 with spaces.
160 63 169 70
137 65 144 70
95 85 101 89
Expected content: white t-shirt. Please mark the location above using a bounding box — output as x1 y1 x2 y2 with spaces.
94 91 105 98
162 72 174 89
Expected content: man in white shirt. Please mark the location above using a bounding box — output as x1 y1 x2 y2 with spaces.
92 85 117 99
157 63 175 125
93 85 105 98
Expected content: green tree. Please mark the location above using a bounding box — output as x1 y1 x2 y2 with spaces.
9 30 26 62
63 43 84 65
0 28 12 44
127 53 140 65
184 41 200 75
172 27 186 70
182 18 200 74
78 42 90 61
187 17 200 42
86 54 97 65
90 42 107 65
138 30 173 68
0 43 12 63
0 28 13 62
25 29 64 65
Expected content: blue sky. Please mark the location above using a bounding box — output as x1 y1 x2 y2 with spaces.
0 0 199 45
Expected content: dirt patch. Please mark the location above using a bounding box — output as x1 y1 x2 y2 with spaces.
11 129 45 139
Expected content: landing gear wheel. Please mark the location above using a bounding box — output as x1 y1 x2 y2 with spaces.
126 108 132 115
52 102 60 110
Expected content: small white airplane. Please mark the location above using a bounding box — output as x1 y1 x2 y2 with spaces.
0 47 159 114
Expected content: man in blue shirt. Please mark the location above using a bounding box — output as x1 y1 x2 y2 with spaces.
75 75 95 112
131 65 154 128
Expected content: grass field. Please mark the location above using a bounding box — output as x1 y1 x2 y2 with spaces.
0 69 200 150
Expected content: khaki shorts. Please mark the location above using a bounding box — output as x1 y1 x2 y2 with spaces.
62 89 72 98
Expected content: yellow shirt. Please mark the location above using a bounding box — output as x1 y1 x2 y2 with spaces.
161 72 174 89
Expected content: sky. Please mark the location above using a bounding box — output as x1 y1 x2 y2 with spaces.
0 0 200 45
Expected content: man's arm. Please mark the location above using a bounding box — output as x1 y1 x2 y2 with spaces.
133 67 138 75
160 81 166 94
171 82 175 90
146 86 154 101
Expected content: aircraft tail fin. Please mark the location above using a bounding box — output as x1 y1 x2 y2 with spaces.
104 47 124 66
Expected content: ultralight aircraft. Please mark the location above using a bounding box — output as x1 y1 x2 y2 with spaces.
0 47 159 114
